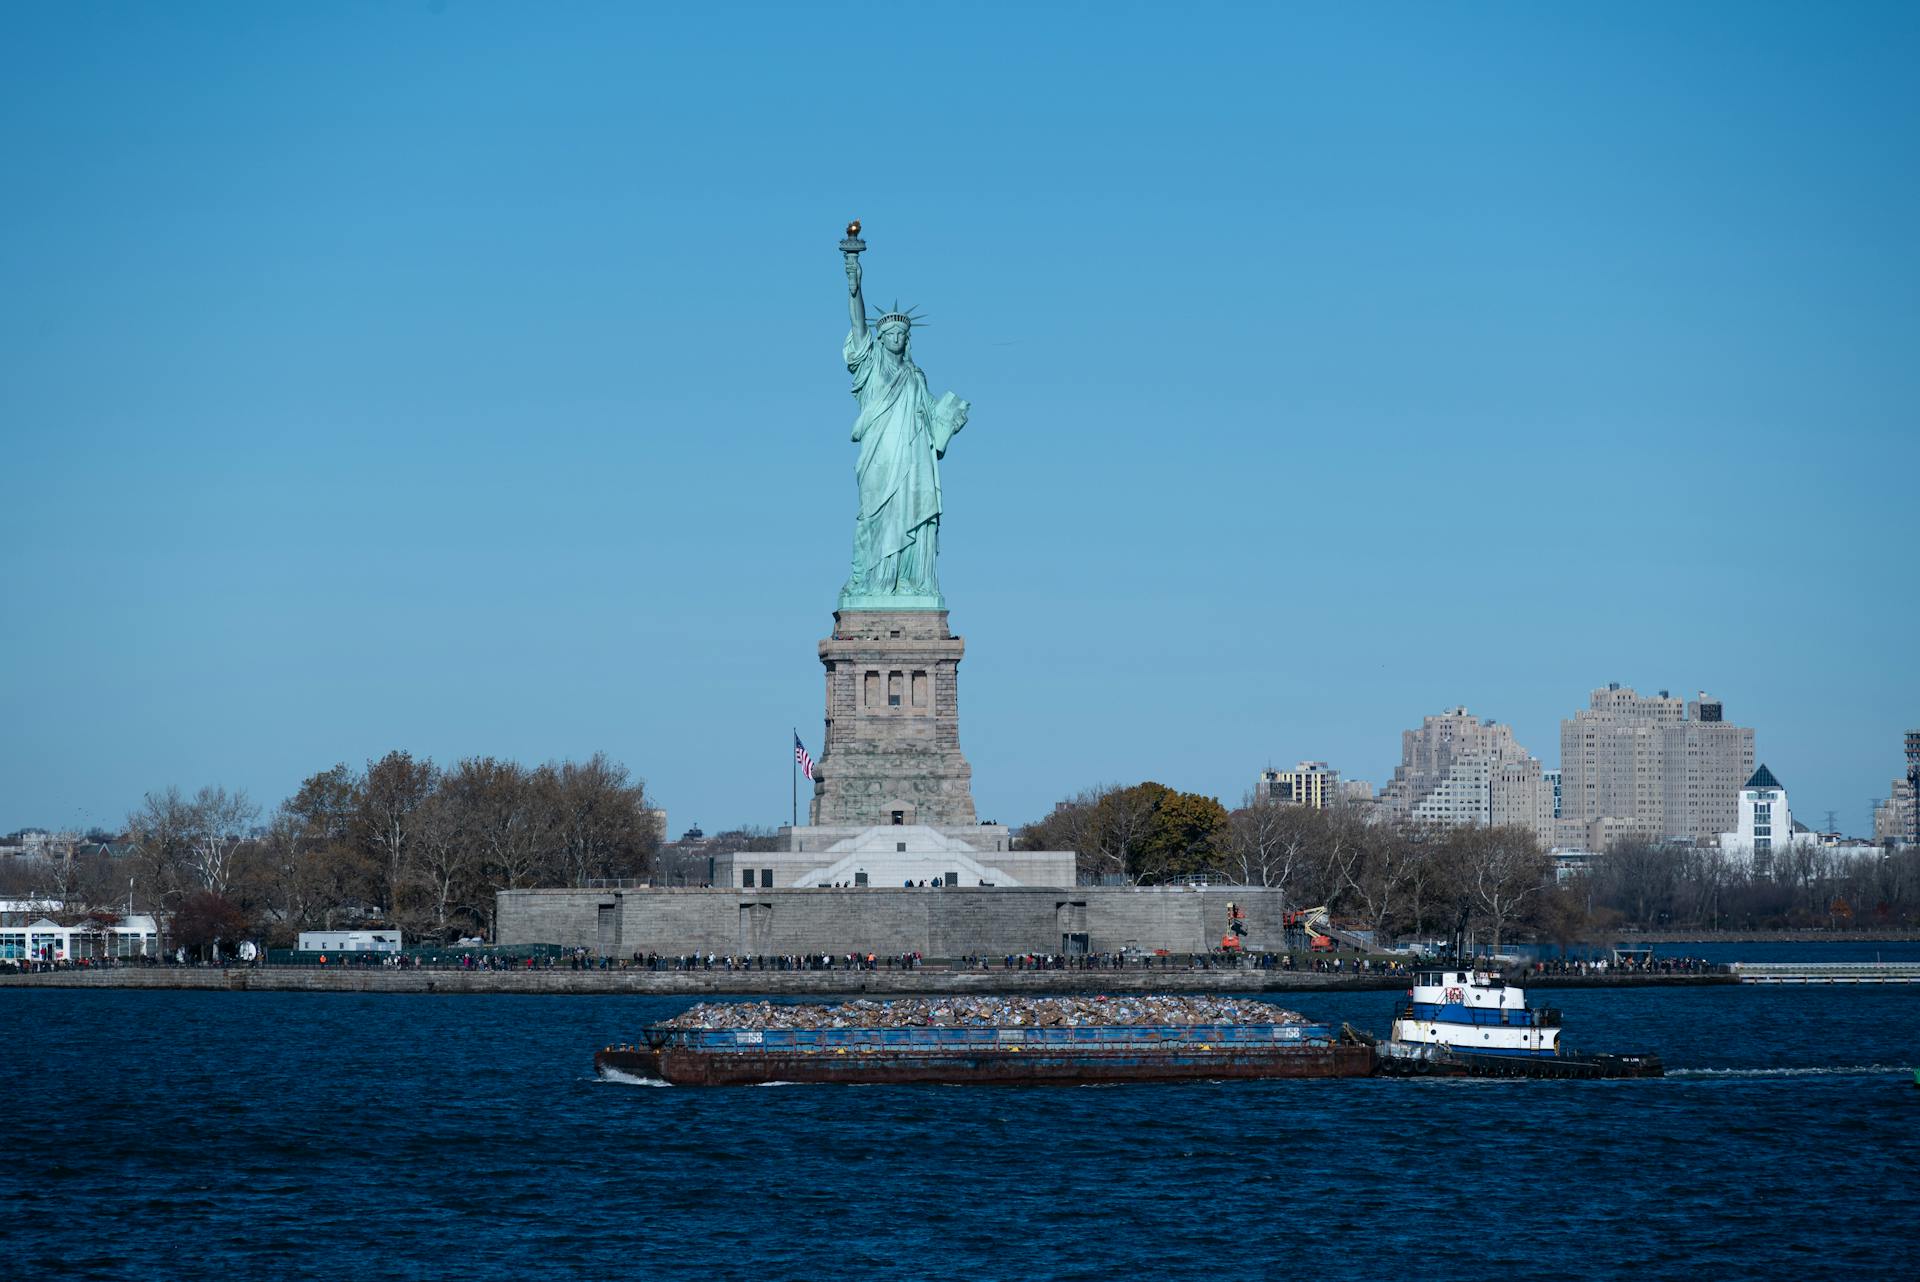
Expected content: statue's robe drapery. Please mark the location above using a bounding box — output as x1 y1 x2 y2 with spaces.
843 327 966 599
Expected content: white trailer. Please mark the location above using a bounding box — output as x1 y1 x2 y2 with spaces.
296 929 404 953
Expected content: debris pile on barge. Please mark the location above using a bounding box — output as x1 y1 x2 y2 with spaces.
597 995 1370 1086
659 995 1308 1032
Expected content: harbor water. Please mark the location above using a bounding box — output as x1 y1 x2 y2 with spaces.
5 948 1917 1280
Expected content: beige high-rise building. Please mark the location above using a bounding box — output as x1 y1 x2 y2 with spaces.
1878 731 1920 845
1378 707 1554 846
1557 684 1755 847
1873 778 1915 844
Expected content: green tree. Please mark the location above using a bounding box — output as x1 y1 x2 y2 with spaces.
1134 789 1228 883
1020 782 1228 884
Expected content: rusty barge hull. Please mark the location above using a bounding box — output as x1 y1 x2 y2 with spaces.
595 1043 1375 1086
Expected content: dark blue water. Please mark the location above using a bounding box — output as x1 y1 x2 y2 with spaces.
5 979 1917 1281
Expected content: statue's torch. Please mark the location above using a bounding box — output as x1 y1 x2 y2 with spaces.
840 218 866 261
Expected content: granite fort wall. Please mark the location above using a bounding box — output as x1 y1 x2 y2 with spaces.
496 886 1294 956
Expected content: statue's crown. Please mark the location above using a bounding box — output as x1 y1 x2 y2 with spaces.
871 300 926 332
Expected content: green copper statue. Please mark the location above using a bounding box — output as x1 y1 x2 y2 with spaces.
838 222 970 610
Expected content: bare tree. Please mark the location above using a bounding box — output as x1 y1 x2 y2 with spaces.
534 753 658 886
1090 783 1170 883
1594 840 1679 927
229 806 370 941
182 785 259 897
1333 813 1418 943
1019 783 1142 882
1222 792 1316 890
1673 845 1735 930
407 790 478 942
126 786 193 904
1463 825 1550 953
1396 822 1456 945
357 750 440 915
441 757 549 937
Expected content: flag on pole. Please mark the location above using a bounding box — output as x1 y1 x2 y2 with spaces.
794 733 815 781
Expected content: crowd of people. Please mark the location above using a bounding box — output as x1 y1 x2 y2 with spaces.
0 954 159 974
632 951 926 971
1530 954 1723 976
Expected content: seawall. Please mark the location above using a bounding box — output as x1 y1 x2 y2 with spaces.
0 967 1737 996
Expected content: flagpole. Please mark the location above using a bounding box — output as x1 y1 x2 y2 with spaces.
791 729 798 829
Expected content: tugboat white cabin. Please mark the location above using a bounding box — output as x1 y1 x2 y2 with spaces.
1391 969 1562 1057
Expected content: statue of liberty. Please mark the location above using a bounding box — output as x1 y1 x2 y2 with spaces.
838 222 970 608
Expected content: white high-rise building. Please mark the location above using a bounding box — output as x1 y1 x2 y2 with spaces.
1720 764 1814 874
1378 707 1554 845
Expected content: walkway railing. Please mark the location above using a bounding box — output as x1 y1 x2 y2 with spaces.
1730 962 1920 984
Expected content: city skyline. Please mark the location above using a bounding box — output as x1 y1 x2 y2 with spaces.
4 4 1917 839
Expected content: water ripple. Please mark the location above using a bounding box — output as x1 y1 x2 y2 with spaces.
3 984 1917 1281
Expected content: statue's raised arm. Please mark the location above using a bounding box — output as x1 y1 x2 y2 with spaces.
842 220 867 339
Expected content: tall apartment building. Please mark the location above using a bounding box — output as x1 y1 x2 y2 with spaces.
1872 732 1919 844
1557 684 1755 848
1377 707 1555 845
1255 762 1343 809
1873 779 1916 844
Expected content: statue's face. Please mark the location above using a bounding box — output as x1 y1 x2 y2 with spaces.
879 323 908 355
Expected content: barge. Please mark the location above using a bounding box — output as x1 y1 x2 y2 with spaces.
597 1020 1375 1086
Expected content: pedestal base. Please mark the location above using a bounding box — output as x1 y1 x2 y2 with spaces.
837 591 946 611
810 609 978 828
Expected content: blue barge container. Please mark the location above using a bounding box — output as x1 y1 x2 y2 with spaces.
595 1021 1375 1085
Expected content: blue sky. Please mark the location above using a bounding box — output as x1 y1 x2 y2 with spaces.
4 1 1916 838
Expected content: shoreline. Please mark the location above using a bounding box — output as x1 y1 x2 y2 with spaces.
0 967 1738 996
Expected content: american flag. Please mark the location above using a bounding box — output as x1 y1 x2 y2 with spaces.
794 732 815 781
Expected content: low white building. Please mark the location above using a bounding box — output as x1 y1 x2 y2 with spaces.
1719 764 1816 874
296 929 404 953
0 912 161 962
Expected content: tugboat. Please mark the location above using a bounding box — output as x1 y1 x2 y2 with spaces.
1366 966 1663 1079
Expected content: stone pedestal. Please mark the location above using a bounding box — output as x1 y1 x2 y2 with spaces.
810 609 978 829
